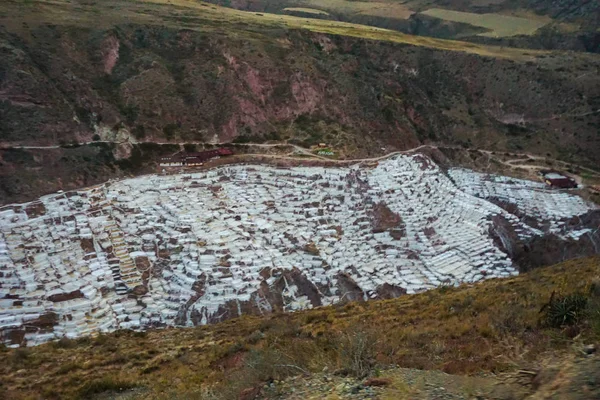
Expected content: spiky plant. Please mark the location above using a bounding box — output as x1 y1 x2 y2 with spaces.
543 292 588 328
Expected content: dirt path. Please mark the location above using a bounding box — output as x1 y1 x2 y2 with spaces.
261 368 530 400
0 140 288 150
475 149 600 181
3 139 599 184
260 353 600 400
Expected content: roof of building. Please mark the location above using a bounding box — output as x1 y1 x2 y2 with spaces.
544 173 568 180
545 177 577 188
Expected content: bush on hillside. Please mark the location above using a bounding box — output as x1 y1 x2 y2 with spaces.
78 377 137 398
541 292 588 328
337 330 378 378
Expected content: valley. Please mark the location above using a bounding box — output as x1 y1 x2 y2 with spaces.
1 1 599 209
1 152 598 347
0 0 599 398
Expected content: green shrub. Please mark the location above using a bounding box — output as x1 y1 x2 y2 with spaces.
132 125 146 139
589 300 600 339
10 348 30 368
77 377 137 399
55 362 82 375
163 124 179 140
232 133 267 144
119 104 139 125
183 143 197 152
1 148 34 164
93 334 109 346
223 341 246 357
542 292 588 328
52 337 78 349
246 330 264 345
587 283 600 338
491 306 525 337
247 347 310 378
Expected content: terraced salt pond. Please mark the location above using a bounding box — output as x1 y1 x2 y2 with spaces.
0 154 596 346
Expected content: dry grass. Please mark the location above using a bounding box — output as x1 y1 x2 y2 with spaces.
420 8 550 38
283 7 330 16
298 0 414 20
1 256 599 399
0 0 548 61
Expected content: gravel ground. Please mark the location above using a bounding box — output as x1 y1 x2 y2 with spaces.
260 367 529 400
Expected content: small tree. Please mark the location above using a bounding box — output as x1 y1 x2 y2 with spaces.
183 143 196 153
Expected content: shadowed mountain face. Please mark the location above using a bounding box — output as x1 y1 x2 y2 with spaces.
0 0 598 204
0 8 599 200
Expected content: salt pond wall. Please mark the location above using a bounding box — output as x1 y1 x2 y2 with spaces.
0 154 597 346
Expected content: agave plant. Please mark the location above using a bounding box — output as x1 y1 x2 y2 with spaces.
542 292 588 328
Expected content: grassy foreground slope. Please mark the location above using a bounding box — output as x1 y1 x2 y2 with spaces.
1 256 599 399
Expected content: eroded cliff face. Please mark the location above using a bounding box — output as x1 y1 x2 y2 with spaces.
0 25 426 152
0 20 599 205
1 24 599 159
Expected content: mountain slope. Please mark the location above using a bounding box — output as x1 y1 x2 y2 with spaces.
1 0 599 205
202 0 600 52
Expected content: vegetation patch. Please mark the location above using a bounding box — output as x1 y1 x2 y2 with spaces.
541 291 590 328
283 7 330 16
420 9 549 37
297 0 413 20
77 377 138 399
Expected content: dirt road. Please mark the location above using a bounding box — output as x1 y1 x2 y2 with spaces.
3 139 599 181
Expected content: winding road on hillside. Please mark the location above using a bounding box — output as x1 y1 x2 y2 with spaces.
3 140 600 180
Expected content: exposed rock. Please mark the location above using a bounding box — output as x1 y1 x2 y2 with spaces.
370 202 404 234
584 344 596 355
238 386 261 400
47 291 85 303
364 377 392 387
376 283 407 300
100 34 120 75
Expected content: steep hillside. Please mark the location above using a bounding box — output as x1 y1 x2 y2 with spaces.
0 0 599 204
1 256 599 399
